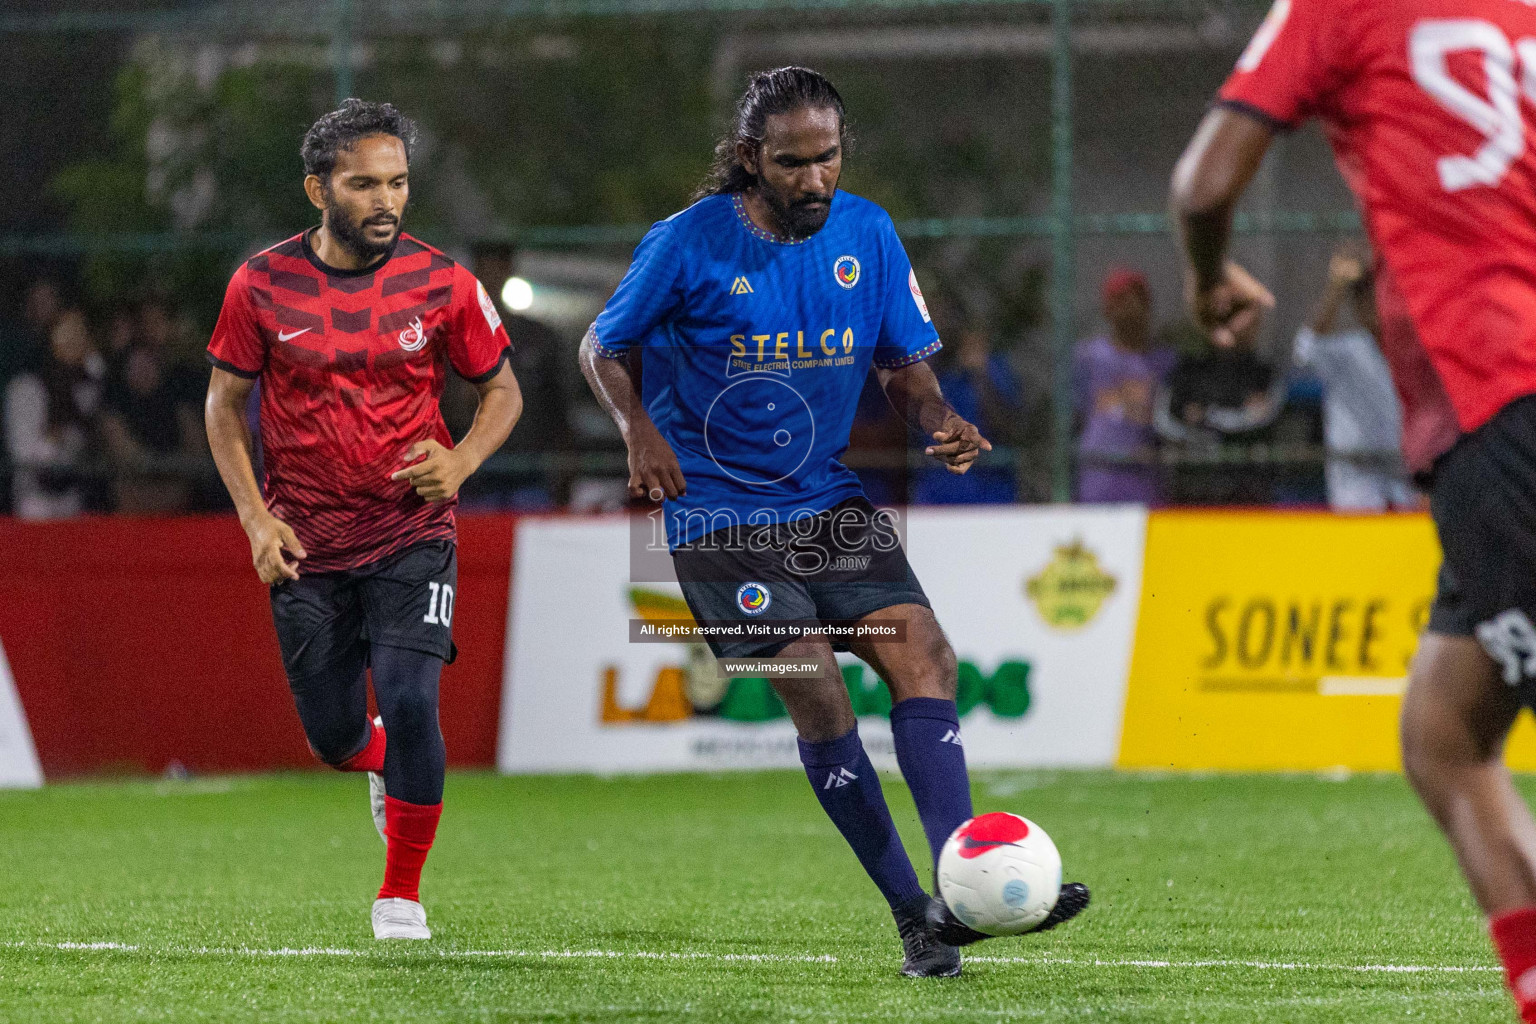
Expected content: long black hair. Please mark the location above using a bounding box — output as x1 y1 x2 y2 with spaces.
697 67 847 199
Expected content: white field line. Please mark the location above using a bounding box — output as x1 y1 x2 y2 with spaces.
1 941 833 964
968 954 1498 974
1 940 1501 974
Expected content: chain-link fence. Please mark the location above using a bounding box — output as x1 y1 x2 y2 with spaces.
0 0 1399 516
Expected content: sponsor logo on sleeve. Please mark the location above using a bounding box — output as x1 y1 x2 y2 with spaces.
909 268 931 323
477 279 502 331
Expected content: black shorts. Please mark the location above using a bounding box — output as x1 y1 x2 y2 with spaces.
1429 395 1536 687
672 496 930 660
269 540 458 683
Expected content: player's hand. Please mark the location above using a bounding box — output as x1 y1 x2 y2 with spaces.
925 415 992 475
1187 261 1275 349
626 421 686 502
246 512 305 584
1328 252 1365 287
391 440 474 503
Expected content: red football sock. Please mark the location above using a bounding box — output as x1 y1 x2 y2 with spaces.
378 796 442 902
336 719 386 773
1492 906 1536 1022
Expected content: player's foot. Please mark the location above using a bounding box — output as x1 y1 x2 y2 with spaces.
372 897 430 940
368 717 387 843
894 894 961 978
928 882 1092 946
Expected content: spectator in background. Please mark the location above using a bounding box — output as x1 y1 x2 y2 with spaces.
100 339 202 515
1073 268 1175 504
1294 244 1416 511
2 278 62 393
913 324 1024 503
4 308 105 519
1154 269 1284 504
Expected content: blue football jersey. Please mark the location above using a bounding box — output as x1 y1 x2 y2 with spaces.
591 191 941 548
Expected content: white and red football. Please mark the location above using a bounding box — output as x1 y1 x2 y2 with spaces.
937 812 1063 936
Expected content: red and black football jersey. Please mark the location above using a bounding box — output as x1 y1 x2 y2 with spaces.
1220 0 1536 471
207 230 511 573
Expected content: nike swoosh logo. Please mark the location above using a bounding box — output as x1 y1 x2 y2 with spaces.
277 328 311 342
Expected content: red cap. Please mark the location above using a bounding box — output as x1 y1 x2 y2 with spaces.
1102 267 1150 305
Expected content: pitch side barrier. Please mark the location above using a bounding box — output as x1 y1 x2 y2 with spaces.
498 506 1536 776
8 507 1536 785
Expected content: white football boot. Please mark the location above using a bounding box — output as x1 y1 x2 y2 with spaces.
372 897 431 940
368 716 387 843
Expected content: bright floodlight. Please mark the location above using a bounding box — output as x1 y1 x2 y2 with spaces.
501 276 534 311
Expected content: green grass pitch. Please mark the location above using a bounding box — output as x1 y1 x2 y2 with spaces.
0 768 1514 1022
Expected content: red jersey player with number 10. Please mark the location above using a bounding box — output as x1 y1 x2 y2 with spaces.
203 100 521 942
1173 0 1536 1017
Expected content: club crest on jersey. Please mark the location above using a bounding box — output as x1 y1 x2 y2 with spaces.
833 255 861 289
398 316 428 352
736 582 772 616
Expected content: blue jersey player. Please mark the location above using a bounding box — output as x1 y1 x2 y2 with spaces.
579 66 1088 976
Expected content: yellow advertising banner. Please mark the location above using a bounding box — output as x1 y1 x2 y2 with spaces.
1117 511 1536 771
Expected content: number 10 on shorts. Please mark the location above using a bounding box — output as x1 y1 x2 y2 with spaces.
424 582 455 627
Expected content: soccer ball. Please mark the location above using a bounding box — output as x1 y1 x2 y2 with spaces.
937 812 1062 936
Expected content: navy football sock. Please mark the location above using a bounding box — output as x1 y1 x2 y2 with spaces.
890 697 974 873
798 726 926 910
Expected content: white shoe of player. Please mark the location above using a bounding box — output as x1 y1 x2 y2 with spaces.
368 771 387 844
368 716 387 843
372 897 431 940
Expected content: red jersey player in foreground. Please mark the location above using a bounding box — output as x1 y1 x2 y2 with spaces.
1173 0 1536 1016
204 100 521 940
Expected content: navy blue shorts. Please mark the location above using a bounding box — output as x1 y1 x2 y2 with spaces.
269 540 458 683
672 497 930 660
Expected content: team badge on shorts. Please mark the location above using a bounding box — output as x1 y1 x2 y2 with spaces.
833 255 861 289
736 582 772 616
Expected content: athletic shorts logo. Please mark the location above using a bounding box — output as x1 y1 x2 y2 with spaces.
833 255 861 289
398 316 428 352
736 582 772 616
909 268 931 323
1476 608 1536 685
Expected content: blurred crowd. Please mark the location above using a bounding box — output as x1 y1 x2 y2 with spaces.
0 240 1416 520
1071 242 1417 513
0 278 216 519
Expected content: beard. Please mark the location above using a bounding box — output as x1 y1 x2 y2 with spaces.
759 180 833 240
324 192 402 262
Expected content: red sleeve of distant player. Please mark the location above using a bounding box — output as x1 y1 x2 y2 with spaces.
206 263 266 378
1217 0 1353 129
447 266 512 383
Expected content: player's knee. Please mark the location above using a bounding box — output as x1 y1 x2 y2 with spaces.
308 725 369 768
381 684 440 739
1399 682 1483 800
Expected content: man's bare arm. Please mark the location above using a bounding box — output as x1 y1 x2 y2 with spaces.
392 361 523 503
1170 107 1278 342
578 328 686 500
876 360 991 475
204 366 306 583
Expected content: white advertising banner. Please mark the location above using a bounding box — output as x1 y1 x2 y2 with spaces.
498 506 1147 774
0 639 43 788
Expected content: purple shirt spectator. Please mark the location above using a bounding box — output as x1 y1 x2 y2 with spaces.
1074 268 1174 504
